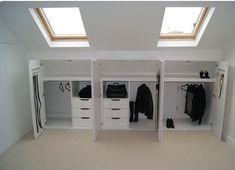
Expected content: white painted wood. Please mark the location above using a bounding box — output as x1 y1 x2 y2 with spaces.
72 108 93 117
92 61 102 140
163 118 211 131
103 117 129 127
43 75 91 81
211 62 228 140
46 117 72 129
73 117 93 127
44 81 72 119
72 98 93 109
103 98 129 109
28 60 46 139
104 108 129 118
164 78 216 83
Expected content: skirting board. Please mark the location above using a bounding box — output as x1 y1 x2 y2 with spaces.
225 135 235 151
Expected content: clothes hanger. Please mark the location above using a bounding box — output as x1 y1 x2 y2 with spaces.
180 84 189 91
65 82 71 92
59 82 64 92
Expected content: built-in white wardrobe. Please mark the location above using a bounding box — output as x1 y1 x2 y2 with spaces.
28 59 228 142
163 60 228 140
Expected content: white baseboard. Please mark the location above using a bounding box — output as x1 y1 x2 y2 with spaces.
225 135 235 151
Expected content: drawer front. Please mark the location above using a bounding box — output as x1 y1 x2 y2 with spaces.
72 117 92 127
72 98 93 109
104 108 128 118
103 98 128 108
72 108 93 117
103 117 128 127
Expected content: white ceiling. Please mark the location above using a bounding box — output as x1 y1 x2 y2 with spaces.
0 1 235 51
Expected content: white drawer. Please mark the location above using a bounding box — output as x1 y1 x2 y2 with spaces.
72 117 92 127
103 98 128 108
104 108 128 118
72 108 93 117
103 117 128 127
72 98 93 109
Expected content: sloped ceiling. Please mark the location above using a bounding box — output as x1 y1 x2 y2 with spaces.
0 1 235 51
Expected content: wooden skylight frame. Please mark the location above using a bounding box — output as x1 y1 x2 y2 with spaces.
35 8 87 41
160 7 209 40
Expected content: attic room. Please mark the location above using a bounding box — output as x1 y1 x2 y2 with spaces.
1 1 235 170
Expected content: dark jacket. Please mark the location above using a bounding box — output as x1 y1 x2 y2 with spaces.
134 84 153 119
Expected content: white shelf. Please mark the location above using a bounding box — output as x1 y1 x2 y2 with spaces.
46 118 92 129
163 118 211 131
101 73 157 82
164 78 216 83
129 117 155 130
43 74 91 81
47 118 72 129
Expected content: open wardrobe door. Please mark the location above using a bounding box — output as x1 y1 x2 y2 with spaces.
92 61 102 141
28 60 46 139
211 62 228 140
155 62 164 142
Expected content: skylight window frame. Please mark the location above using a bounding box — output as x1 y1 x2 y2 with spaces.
35 8 88 41
160 7 209 40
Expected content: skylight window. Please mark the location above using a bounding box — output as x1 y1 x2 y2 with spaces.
35 8 87 40
160 7 209 40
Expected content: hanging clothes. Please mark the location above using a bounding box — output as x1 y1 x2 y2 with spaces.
184 84 206 125
134 84 153 120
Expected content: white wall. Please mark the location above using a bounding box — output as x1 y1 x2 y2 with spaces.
222 39 235 149
27 49 221 61
0 18 32 154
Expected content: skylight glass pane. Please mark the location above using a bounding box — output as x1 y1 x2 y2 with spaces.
42 7 86 36
161 7 202 34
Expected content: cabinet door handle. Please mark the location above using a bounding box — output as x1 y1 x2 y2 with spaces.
81 98 89 101
111 108 120 110
81 108 90 110
111 117 120 120
81 117 90 119
111 99 120 101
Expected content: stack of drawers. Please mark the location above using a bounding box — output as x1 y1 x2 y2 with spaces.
72 98 93 128
103 98 129 127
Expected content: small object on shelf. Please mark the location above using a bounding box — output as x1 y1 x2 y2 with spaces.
200 70 205 78
79 85 91 98
166 118 175 128
166 118 171 128
106 83 127 98
170 118 175 128
204 70 210 79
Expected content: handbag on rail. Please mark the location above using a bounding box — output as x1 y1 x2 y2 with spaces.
106 83 127 98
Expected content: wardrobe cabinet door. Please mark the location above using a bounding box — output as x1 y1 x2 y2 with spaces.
92 61 102 141
28 60 46 139
211 62 228 140
156 62 164 142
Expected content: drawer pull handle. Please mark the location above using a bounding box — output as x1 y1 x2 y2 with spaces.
111 117 120 120
111 108 120 110
81 98 90 101
111 99 120 101
81 108 90 110
81 117 90 119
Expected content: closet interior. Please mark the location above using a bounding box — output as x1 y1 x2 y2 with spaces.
41 60 93 129
163 60 228 136
28 59 227 141
100 60 161 130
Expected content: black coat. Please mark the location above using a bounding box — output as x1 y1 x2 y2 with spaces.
134 84 153 119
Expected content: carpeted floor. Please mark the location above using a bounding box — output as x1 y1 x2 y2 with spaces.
0 130 235 170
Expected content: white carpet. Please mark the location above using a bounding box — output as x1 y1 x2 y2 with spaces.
0 130 235 170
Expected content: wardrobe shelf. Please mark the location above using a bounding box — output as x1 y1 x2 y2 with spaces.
43 74 92 81
101 74 156 82
164 78 216 83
